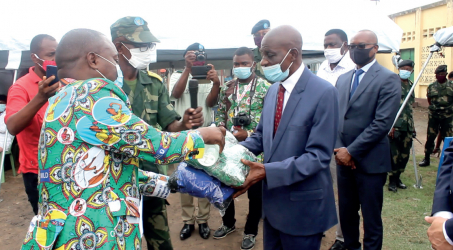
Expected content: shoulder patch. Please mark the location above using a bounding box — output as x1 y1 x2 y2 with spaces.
147 71 163 82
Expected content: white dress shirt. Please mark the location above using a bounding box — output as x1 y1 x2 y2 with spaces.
280 63 305 112
317 51 355 86
350 59 377 90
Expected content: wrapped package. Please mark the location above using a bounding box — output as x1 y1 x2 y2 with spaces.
168 162 234 211
186 131 257 186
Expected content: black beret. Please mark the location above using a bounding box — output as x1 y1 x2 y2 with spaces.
398 60 414 68
251 20 270 34
435 65 448 74
184 43 204 57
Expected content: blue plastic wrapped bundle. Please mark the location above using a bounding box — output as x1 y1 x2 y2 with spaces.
168 162 235 212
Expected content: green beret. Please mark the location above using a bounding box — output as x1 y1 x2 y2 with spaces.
110 16 160 43
435 65 448 74
398 60 414 68
251 20 270 34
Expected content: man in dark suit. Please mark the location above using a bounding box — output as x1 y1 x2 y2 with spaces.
234 25 339 250
427 144 453 250
334 30 401 250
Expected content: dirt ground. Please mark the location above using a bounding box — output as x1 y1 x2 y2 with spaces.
0 106 431 250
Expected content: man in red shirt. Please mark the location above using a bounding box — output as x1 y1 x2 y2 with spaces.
5 34 59 215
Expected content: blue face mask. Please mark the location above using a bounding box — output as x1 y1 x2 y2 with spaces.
0 104 5 112
399 69 412 80
262 48 295 82
233 63 254 80
114 64 124 88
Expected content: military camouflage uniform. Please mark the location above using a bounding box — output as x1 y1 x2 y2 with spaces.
252 47 270 82
111 16 177 250
424 80 453 156
122 70 179 250
390 80 414 174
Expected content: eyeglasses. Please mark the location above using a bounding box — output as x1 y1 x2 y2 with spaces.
122 42 156 52
348 43 377 50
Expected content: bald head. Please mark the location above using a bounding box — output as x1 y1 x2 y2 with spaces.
349 30 379 67
259 25 303 82
56 29 118 81
352 30 378 45
262 25 303 53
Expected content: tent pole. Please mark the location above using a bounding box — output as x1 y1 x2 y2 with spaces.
390 51 434 132
412 141 422 188
13 70 18 83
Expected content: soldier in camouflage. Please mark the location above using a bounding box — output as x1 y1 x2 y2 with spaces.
110 16 205 250
388 60 415 192
420 65 453 167
251 20 271 82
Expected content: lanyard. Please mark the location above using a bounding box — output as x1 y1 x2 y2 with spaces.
232 77 257 115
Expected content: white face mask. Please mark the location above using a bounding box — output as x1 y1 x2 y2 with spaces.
324 44 345 64
122 42 157 70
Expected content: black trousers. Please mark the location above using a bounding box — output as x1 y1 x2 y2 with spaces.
337 166 387 250
22 173 39 215
222 180 262 235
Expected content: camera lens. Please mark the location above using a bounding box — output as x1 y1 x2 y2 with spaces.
197 54 205 61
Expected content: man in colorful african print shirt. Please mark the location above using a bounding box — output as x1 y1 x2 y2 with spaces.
21 28 225 250
214 47 270 250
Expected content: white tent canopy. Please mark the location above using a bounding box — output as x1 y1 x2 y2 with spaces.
1 0 402 56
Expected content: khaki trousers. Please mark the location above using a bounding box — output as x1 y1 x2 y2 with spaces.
180 193 211 224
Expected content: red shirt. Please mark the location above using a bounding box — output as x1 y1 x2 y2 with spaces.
5 67 48 174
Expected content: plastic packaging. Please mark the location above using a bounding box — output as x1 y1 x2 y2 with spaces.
168 162 234 212
186 131 257 186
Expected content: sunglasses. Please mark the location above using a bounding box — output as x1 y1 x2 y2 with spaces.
348 43 377 50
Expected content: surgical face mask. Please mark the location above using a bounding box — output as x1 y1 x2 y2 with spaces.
324 44 345 64
0 104 5 112
114 65 124 87
233 63 254 80
93 53 118 83
122 42 156 69
399 70 412 80
349 47 374 66
262 49 295 82
34 54 56 71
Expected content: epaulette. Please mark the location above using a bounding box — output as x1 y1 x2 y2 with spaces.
147 71 163 82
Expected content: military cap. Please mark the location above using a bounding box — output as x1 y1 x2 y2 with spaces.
251 20 270 34
398 60 414 68
110 16 160 43
184 43 204 57
435 65 448 74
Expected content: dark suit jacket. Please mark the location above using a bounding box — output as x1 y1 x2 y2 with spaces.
432 143 453 240
241 67 338 236
335 62 401 173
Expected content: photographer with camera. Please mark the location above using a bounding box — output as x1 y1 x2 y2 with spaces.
214 47 270 250
169 43 220 240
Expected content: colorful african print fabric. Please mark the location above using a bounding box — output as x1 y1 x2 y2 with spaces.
21 78 205 250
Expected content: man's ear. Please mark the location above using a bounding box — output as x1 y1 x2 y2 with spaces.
30 53 40 65
86 52 98 69
115 42 123 54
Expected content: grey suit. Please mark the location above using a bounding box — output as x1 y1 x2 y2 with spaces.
335 61 401 250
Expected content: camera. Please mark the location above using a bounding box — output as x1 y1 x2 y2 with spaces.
232 112 251 126
195 50 206 61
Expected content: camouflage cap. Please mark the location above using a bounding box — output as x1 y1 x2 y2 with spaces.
110 16 160 43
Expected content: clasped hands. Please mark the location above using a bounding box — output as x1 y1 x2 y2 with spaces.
334 147 356 169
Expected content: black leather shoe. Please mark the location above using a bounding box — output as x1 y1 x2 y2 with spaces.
419 158 430 167
180 224 195 240
388 183 397 193
397 179 407 189
329 239 346 250
198 223 210 239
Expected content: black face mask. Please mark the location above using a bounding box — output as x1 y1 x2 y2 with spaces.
350 47 375 65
